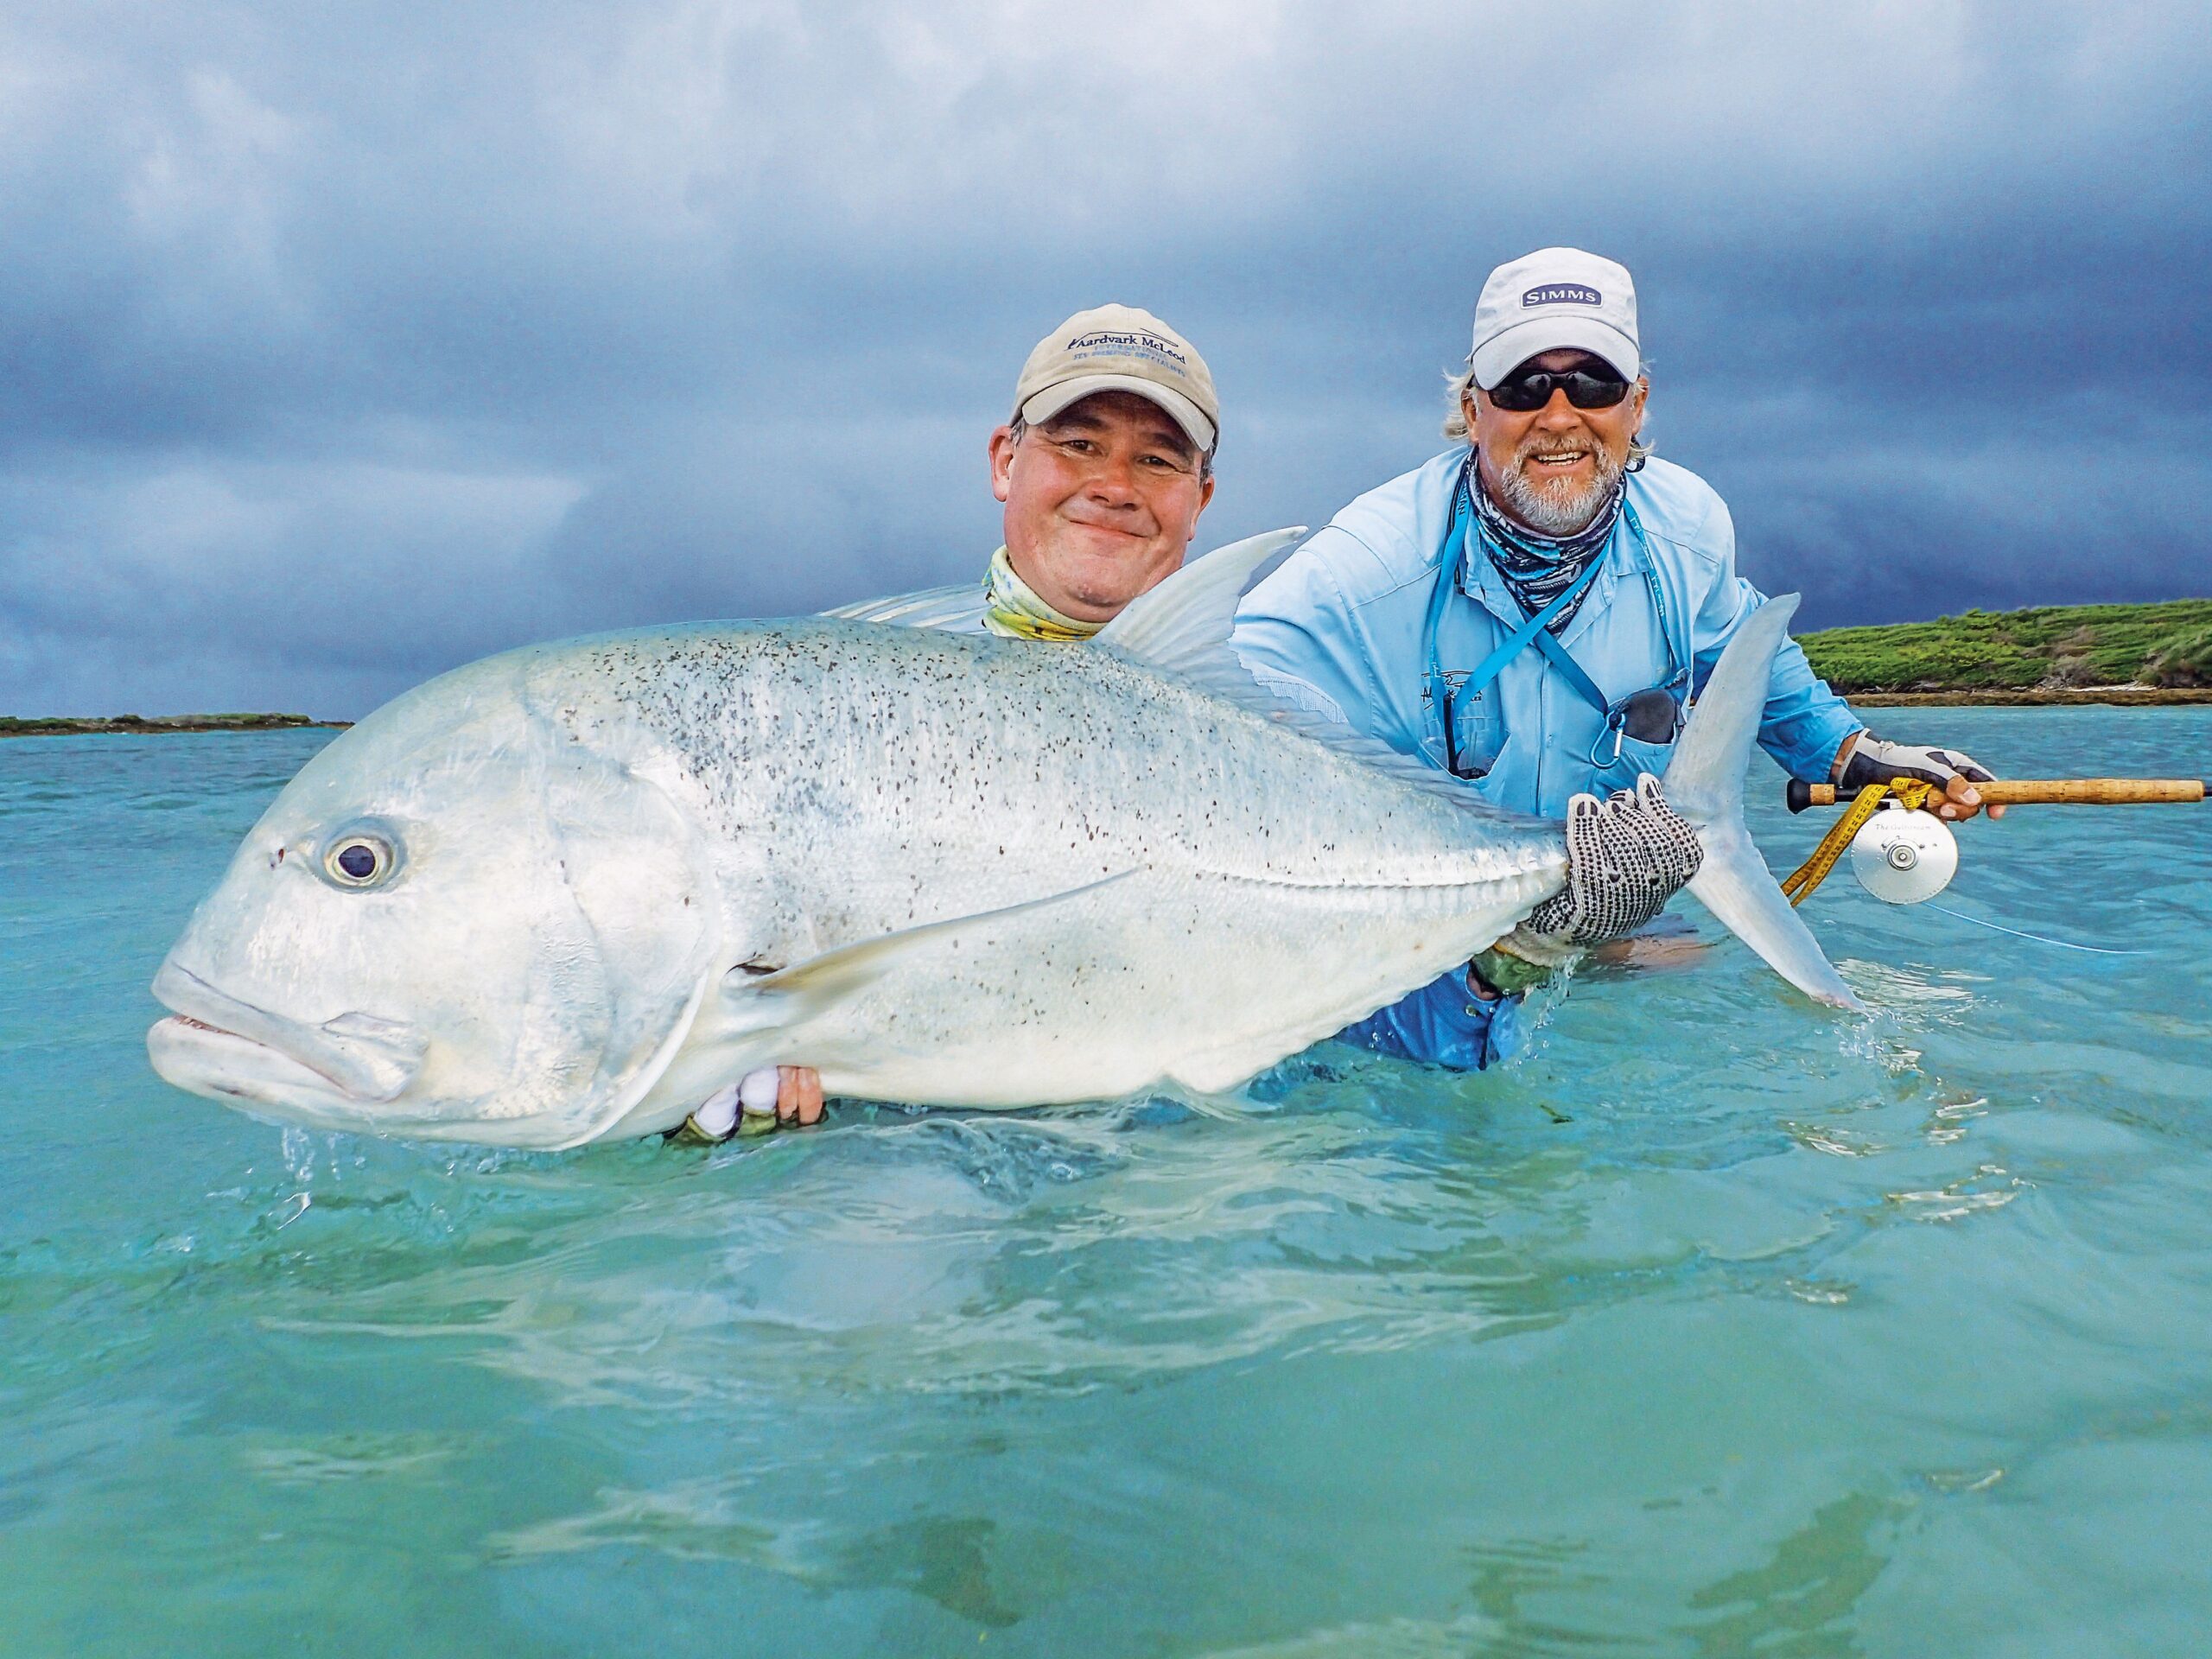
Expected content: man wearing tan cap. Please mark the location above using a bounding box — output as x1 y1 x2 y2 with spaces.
830 302 1219 642
702 304 1222 1136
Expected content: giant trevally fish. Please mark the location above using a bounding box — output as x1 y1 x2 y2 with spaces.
148 531 1859 1149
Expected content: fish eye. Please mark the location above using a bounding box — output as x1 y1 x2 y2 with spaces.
321 825 401 890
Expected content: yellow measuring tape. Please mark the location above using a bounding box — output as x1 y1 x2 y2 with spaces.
1779 778 1935 907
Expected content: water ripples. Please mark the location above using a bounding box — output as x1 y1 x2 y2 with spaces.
4 714 2211 1654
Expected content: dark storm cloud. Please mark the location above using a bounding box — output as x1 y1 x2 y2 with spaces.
3 1 2208 715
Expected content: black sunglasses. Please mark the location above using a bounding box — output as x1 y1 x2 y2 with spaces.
1483 364 1630 413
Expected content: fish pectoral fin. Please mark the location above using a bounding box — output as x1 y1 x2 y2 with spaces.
721 870 1141 1031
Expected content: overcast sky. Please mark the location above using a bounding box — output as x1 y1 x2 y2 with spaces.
3 1 2207 716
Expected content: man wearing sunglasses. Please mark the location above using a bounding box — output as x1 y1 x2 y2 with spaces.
1232 247 1999 1071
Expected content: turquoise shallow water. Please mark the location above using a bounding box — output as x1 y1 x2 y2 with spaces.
3 710 2209 1657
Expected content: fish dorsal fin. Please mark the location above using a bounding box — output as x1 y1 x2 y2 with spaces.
820 582 981 630
1097 523 1542 822
1094 527 1306 678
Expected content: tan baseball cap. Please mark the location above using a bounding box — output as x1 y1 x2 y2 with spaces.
1012 303 1218 454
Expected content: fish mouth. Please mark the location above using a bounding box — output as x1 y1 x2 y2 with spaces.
148 1014 365 1117
149 961 426 1108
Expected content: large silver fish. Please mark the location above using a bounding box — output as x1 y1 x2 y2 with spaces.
148 531 1858 1149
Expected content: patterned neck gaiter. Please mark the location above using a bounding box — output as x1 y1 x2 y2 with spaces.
1465 459 1625 633
981 545 1104 641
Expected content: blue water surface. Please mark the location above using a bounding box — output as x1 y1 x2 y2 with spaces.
2 711 2209 1657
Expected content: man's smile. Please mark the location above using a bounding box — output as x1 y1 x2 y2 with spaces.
1059 512 1152 543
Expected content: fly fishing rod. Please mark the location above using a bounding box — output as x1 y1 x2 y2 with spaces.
1779 777 2206 908
1786 778 2207 811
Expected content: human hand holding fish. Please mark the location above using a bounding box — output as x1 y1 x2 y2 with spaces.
678 1065 823 1141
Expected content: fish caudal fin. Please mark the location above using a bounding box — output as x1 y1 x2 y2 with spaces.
1662 596 1865 1011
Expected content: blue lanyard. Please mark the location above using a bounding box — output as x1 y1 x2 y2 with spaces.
1421 550 1603 722
1422 461 1610 712
1421 462 1676 777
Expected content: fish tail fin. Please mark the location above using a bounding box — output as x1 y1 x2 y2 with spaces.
1662 595 1865 1011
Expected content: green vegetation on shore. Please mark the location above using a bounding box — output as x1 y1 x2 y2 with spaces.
1799 598 2212 695
0 713 343 739
12 599 2211 733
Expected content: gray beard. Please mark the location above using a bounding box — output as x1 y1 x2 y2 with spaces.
1494 444 1625 536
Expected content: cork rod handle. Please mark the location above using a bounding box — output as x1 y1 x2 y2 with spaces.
1784 779 2209 813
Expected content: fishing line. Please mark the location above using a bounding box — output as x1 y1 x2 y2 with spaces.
1921 899 2139 957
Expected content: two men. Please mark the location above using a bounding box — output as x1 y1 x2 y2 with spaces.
712 255 1994 1135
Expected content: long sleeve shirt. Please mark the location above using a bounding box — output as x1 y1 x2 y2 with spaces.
1231 448 1864 1069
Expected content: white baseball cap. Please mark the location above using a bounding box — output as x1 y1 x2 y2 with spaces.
1013 303 1218 454
1468 248 1641 390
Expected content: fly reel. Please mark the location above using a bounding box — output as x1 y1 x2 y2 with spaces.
1847 804 1958 905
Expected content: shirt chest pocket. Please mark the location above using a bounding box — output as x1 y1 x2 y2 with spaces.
1592 675 1688 788
1599 728 1678 791
1444 681 1505 779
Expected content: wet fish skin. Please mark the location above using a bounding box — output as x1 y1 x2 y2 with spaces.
147 534 1846 1147
146 626 1556 1147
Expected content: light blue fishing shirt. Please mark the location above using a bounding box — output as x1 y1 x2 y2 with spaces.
1232 448 1865 1070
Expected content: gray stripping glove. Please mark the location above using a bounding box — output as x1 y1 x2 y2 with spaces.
1513 773 1704 951
1839 734 1996 798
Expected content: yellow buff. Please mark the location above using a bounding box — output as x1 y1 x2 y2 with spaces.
981 545 1103 642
